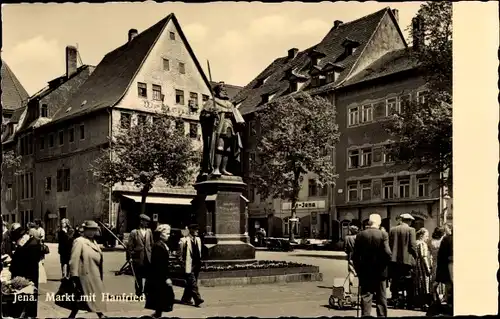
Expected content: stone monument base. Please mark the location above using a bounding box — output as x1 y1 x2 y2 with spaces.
193 175 256 261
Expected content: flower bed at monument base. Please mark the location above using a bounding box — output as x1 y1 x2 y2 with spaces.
169 260 323 286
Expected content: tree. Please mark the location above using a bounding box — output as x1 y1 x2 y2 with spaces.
249 92 340 241
385 1 452 190
90 112 200 215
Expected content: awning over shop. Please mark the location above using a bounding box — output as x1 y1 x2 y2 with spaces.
204 194 249 202
122 195 192 205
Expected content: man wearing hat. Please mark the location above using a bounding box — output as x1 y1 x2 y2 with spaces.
179 224 204 306
388 213 418 308
127 214 153 297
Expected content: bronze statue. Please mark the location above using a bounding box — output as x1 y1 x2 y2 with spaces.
199 82 244 178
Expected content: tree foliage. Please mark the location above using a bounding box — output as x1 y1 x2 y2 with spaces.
2 150 22 173
385 1 452 189
90 112 200 214
249 92 340 239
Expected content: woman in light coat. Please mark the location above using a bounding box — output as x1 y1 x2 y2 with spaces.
68 220 107 318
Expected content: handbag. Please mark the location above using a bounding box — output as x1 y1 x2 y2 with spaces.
42 244 50 255
54 277 90 311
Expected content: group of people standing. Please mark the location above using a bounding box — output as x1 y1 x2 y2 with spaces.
126 214 204 318
345 213 453 317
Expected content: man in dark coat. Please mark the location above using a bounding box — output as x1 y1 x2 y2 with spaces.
127 214 153 297
353 214 392 317
388 213 418 308
344 225 359 288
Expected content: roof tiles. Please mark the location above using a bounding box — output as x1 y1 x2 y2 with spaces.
234 8 391 115
1 60 29 111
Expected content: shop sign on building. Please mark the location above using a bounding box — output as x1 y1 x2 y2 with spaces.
282 200 325 210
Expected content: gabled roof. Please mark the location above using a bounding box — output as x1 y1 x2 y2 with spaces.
1 60 29 111
51 13 212 124
209 81 243 100
234 7 396 115
341 48 420 87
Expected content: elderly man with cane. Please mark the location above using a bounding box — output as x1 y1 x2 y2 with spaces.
127 214 153 297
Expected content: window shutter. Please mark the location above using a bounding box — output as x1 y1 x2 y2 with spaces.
372 179 382 198
373 101 385 119
57 170 62 192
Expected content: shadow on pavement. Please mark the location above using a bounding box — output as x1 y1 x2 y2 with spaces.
293 253 346 260
317 285 333 289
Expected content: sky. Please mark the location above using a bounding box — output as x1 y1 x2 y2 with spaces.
2 1 423 95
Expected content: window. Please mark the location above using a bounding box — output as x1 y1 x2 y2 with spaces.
418 178 429 197
29 173 34 198
348 107 359 126
289 81 298 93
45 177 52 191
319 184 328 197
383 147 394 163
58 131 64 146
176 121 184 134
189 92 199 110
179 62 185 74
347 183 358 202
19 174 24 199
308 179 318 197
283 218 300 236
79 124 85 140
398 179 410 198
386 98 398 116
41 104 48 117
19 172 34 199
361 148 372 167
40 136 45 150
249 120 256 136
152 84 162 101
189 123 198 139
169 31 175 40
69 127 75 143
399 94 411 113
137 82 147 98
361 182 372 201
138 115 148 126
383 181 394 199
120 113 131 129
6 184 12 201
326 71 336 83
49 134 54 148
248 186 255 203
348 149 360 169
163 58 170 71
417 90 428 104
361 104 373 123
202 94 210 102
57 169 70 192
175 90 184 105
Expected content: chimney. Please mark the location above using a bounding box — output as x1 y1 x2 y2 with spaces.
288 48 299 59
333 20 343 29
65 46 78 78
412 17 424 50
128 29 138 42
391 9 399 24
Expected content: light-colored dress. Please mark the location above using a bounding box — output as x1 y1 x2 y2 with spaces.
428 238 445 298
29 227 48 284
414 239 431 303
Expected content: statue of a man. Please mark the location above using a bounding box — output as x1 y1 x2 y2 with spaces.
199 82 244 177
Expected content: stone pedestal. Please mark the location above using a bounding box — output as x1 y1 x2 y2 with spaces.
193 175 256 261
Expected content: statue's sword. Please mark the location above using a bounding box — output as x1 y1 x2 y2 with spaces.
207 60 221 172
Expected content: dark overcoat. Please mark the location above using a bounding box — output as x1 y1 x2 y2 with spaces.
144 241 174 312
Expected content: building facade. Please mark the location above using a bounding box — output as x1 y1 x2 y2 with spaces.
234 7 408 241
1 46 95 240
331 47 441 240
1 14 244 239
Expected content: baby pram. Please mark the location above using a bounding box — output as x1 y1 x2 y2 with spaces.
329 275 360 314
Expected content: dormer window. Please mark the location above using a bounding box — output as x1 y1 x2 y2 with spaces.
261 94 269 104
342 38 360 57
289 81 298 93
322 62 345 84
41 104 48 118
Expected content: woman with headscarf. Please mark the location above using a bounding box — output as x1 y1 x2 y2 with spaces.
57 218 75 278
68 220 107 318
413 228 432 310
9 226 43 318
145 224 175 318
